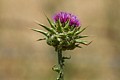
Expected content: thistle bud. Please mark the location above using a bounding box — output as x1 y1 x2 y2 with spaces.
32 12 90 51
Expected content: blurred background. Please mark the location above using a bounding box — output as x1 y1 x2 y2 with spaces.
0 0 120 80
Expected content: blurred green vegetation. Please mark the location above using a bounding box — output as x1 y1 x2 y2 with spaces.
0 0 120 80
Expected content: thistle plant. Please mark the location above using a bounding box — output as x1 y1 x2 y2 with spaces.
32 12 91 80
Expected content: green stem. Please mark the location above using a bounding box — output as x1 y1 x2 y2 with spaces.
57 49 64 80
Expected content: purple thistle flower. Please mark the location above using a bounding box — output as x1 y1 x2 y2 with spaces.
53 12 81 27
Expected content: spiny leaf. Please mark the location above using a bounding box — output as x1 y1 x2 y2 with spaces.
63 56 71 59
84 41 92 45
31 29 48 37
52 65 60 73
57 19 63 33
77 26 81 30
76 35 88 39
44 13 56 29
74 27 87 35
67 28 76 36
64 21 69 30
75 39 92 45
75 44 82 48
75 39 87 44
72 28 78 34
70 26 75 31
67 29 75 36
37 38 46 41
35 20 56 34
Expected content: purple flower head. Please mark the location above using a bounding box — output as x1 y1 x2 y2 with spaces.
53 12 81 27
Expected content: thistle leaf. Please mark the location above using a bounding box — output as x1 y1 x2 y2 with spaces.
84 41 92 45
67 28 76 36
75 39 87 44
44 14 56 29
31 29 48 37
57 19 63 33
35 20 56 34
67 31 74 36
74 27 87 35
64 21 69 30
77 26 81 30
37 38 46 41
52 65 60 73
76 35 88 39
63 56 71 59
75 39 92 45
72 28 78 34
76 45 82 48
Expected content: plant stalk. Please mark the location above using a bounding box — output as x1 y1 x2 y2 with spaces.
57 49 64 80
